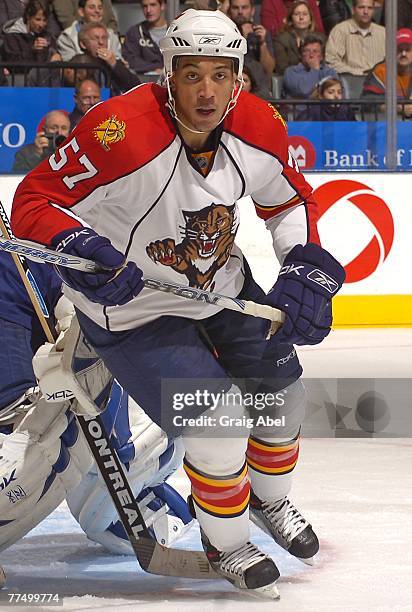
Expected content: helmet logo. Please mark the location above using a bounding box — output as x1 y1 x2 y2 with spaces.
197 36 223 45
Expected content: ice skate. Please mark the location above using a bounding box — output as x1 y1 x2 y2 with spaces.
201 531 280 600
250 492 319 564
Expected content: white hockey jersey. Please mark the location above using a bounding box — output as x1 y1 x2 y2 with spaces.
11 83 319 331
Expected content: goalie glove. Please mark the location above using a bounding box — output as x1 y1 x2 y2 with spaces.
266 243 346 346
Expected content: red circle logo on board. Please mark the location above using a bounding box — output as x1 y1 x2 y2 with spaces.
288 136 316 169
313 180 395 283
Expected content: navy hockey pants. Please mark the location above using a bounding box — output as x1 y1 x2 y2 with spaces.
76 270 302 436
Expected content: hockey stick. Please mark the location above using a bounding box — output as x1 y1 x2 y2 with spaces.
0 235 284 333
0 203 215 580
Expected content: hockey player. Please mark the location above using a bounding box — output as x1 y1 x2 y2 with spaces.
11 10 346 598
0 251 192 557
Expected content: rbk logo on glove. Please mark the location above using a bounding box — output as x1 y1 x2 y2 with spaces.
280 264 340 295
266 243 346 346
306 269 340 294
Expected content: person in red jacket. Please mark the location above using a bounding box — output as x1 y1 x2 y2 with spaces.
261 0 324 36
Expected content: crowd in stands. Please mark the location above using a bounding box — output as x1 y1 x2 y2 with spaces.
1 0 412 170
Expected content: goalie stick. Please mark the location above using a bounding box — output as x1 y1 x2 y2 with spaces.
0 234 284 334
0 201 215 580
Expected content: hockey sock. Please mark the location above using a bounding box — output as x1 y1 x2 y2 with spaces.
246 433 300 501
183 457 250 551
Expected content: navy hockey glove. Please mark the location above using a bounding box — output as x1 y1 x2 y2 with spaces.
266 243 346 346
52 227 144 307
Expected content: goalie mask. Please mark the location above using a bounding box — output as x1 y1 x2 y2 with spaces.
159 9 247 133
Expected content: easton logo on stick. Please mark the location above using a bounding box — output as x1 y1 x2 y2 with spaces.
144 278 221 304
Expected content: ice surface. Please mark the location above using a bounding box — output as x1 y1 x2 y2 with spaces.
1 438 412 611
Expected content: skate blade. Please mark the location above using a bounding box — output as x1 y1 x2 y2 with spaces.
299 556 314 566
249 582 280 600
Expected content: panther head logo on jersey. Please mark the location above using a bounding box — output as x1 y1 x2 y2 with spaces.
146 203 237 290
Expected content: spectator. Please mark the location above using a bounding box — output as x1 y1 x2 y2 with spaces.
27 50 97 85
78 22 140 93
398 0 412 29
319 0 352 36
122 0 167 76
242 62 270 98
325 0 385 76
52 0 117 31
362 28 412 117
0 0 62 39
273 1 326 75
0 0 27 34
228 0 275 77
261 0 324 37
1 0 57 65
57 0 120 61
12 110 70 173
297 76 356 119
282 34 337 98
69 77 100 129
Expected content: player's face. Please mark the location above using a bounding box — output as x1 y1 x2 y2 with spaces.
172 57 236 141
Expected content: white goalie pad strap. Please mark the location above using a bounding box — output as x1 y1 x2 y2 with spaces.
86 489 193 555
66 411 183 536
0 397 93 552
61 316 114 416
0 387 41 426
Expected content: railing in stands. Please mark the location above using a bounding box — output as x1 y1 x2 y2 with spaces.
0 61 113 92
265 98 412 122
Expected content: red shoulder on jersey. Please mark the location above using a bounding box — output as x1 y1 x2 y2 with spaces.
225 91 319 244
225 91 290 161
12 84 175 245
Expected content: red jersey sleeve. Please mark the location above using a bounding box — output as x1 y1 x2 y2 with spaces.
11 84 174 245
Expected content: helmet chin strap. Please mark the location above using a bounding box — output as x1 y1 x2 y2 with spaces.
165 72 244 135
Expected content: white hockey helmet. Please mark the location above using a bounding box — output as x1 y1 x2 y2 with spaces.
160 9 247 79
